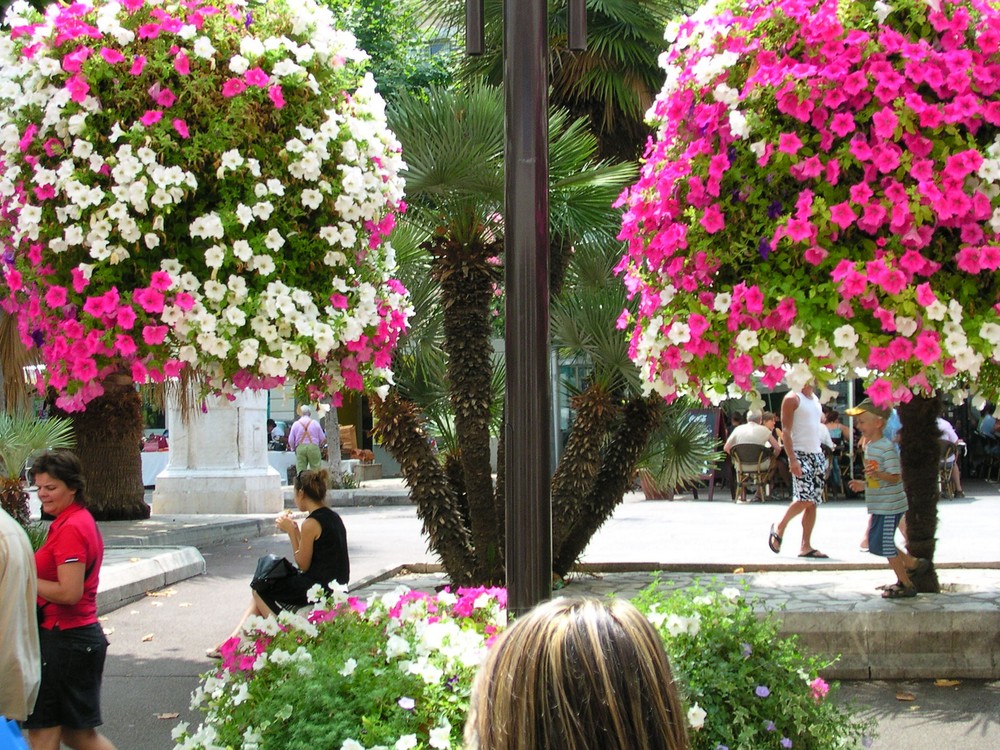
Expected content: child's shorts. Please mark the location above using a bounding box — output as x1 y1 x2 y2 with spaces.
868 512 904 558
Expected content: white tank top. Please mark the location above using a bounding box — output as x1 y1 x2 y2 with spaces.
789 390 823 454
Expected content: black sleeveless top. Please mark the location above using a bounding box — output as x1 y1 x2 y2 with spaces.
303 507 350 587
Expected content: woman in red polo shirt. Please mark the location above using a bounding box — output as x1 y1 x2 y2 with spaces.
24 451 117 750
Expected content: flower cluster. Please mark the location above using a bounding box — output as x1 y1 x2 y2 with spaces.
632 581 875 750
0 0 410 411
616 0 1000 407
173 585 506 750
177 580 872 750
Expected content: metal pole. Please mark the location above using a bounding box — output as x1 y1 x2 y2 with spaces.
466 0 484 55
504 0 551 616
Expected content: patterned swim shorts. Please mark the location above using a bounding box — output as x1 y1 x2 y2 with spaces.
791 451 826 504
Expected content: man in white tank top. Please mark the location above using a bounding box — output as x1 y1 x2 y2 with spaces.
768 383 829 558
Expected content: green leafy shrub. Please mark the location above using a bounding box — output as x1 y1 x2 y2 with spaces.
632 579 876 750
177 580 874 749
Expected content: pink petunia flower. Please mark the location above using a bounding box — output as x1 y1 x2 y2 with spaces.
222 78 246 98
268 84 285 109
172 119 189 139
130 55 146 75
244 67 270 87
700 204 725 234
777 132 803 155
174 52 190 75
139 110 163 127
100 47 125 64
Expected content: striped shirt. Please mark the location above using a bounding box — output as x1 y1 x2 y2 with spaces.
864 437 907 515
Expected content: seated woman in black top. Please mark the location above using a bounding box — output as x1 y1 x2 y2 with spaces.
208 469 349 657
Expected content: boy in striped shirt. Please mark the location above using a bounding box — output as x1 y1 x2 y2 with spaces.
846 399 929 599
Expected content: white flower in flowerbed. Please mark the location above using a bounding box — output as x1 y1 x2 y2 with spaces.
0 0 410 410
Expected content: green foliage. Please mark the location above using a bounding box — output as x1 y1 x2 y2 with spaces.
0 412 75 482
22 521 47 551
635 402 723 493
323 0 456 98
631 580 877 750
176 586 506 749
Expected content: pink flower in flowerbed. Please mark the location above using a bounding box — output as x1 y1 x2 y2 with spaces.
0 0 410 411
616 0 1000 406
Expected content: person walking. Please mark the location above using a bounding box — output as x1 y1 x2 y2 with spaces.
0 506 41 729
287 405 326 474
846 399 929 598
768 383 829 558
25 451 117 750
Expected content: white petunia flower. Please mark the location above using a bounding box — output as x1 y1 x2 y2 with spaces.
687 704 707 730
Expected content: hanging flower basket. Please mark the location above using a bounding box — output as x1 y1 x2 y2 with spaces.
0 0 410 411
616 0 1000 407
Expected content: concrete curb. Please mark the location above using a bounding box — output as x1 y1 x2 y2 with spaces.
98 546 206 614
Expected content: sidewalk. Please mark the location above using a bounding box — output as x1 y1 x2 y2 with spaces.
93 477 1000 679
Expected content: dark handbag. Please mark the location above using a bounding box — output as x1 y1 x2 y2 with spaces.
250 554 297 593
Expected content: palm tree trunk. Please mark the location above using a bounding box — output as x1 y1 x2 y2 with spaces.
553 395 660 577
430 233 502 581
551 384 617 554
52 372 148 520
371 392 478 584
898 394 940 593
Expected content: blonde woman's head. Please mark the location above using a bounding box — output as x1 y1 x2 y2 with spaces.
465 597 689 750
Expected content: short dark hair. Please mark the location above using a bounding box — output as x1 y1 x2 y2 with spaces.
30 450 87 507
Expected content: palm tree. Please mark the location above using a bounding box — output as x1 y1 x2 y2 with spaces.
421 0 695 160
0 412 75 525
373 84 636 584
898 395 942 593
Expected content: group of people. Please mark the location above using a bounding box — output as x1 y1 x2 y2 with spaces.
765 385 951 599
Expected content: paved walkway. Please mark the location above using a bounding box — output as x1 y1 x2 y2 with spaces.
90 477 1000 679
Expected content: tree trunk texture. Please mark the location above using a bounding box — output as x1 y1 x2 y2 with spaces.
553 395 661 577
551 384 617 554
371 393 478 584
429 233 502 582
898 394 940 593
52 373 148 520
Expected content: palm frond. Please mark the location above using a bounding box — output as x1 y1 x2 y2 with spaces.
0 413 76 481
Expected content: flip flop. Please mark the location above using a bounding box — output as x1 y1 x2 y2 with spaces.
768 524 782 554
798 549 829 558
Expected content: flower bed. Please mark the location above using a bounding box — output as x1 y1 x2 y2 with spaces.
0 0 409 410
175 581 874 750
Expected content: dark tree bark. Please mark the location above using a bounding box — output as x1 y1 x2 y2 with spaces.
428 232 503 581
51 373 148 521
898 394 940 593
371 393 478 584
551 384 617 554
553 395 661 576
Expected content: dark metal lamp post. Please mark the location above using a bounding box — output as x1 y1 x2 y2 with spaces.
467 0 586 617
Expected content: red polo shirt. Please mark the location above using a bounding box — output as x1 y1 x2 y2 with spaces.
35 502 103 630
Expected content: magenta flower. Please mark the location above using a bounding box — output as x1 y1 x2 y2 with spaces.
139 109 163 127
174 52 190 75
99 47 125 64
268 84 285 109
222 78 246 98
244 67 270 87
172 118 189 139
130 55 146 75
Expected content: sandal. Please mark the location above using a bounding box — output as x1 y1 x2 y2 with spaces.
768 524 782 554
881 582 917 599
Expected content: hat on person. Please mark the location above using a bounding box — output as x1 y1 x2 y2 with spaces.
844 398 890 420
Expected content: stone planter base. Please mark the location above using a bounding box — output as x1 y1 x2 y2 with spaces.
354 463 383 482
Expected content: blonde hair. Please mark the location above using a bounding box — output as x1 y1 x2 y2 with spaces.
465 597 689 750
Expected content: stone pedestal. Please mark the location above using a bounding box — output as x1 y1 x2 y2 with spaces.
151 391 282 514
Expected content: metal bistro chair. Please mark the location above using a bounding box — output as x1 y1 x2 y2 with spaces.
730 443 773 503
939 439 958 499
